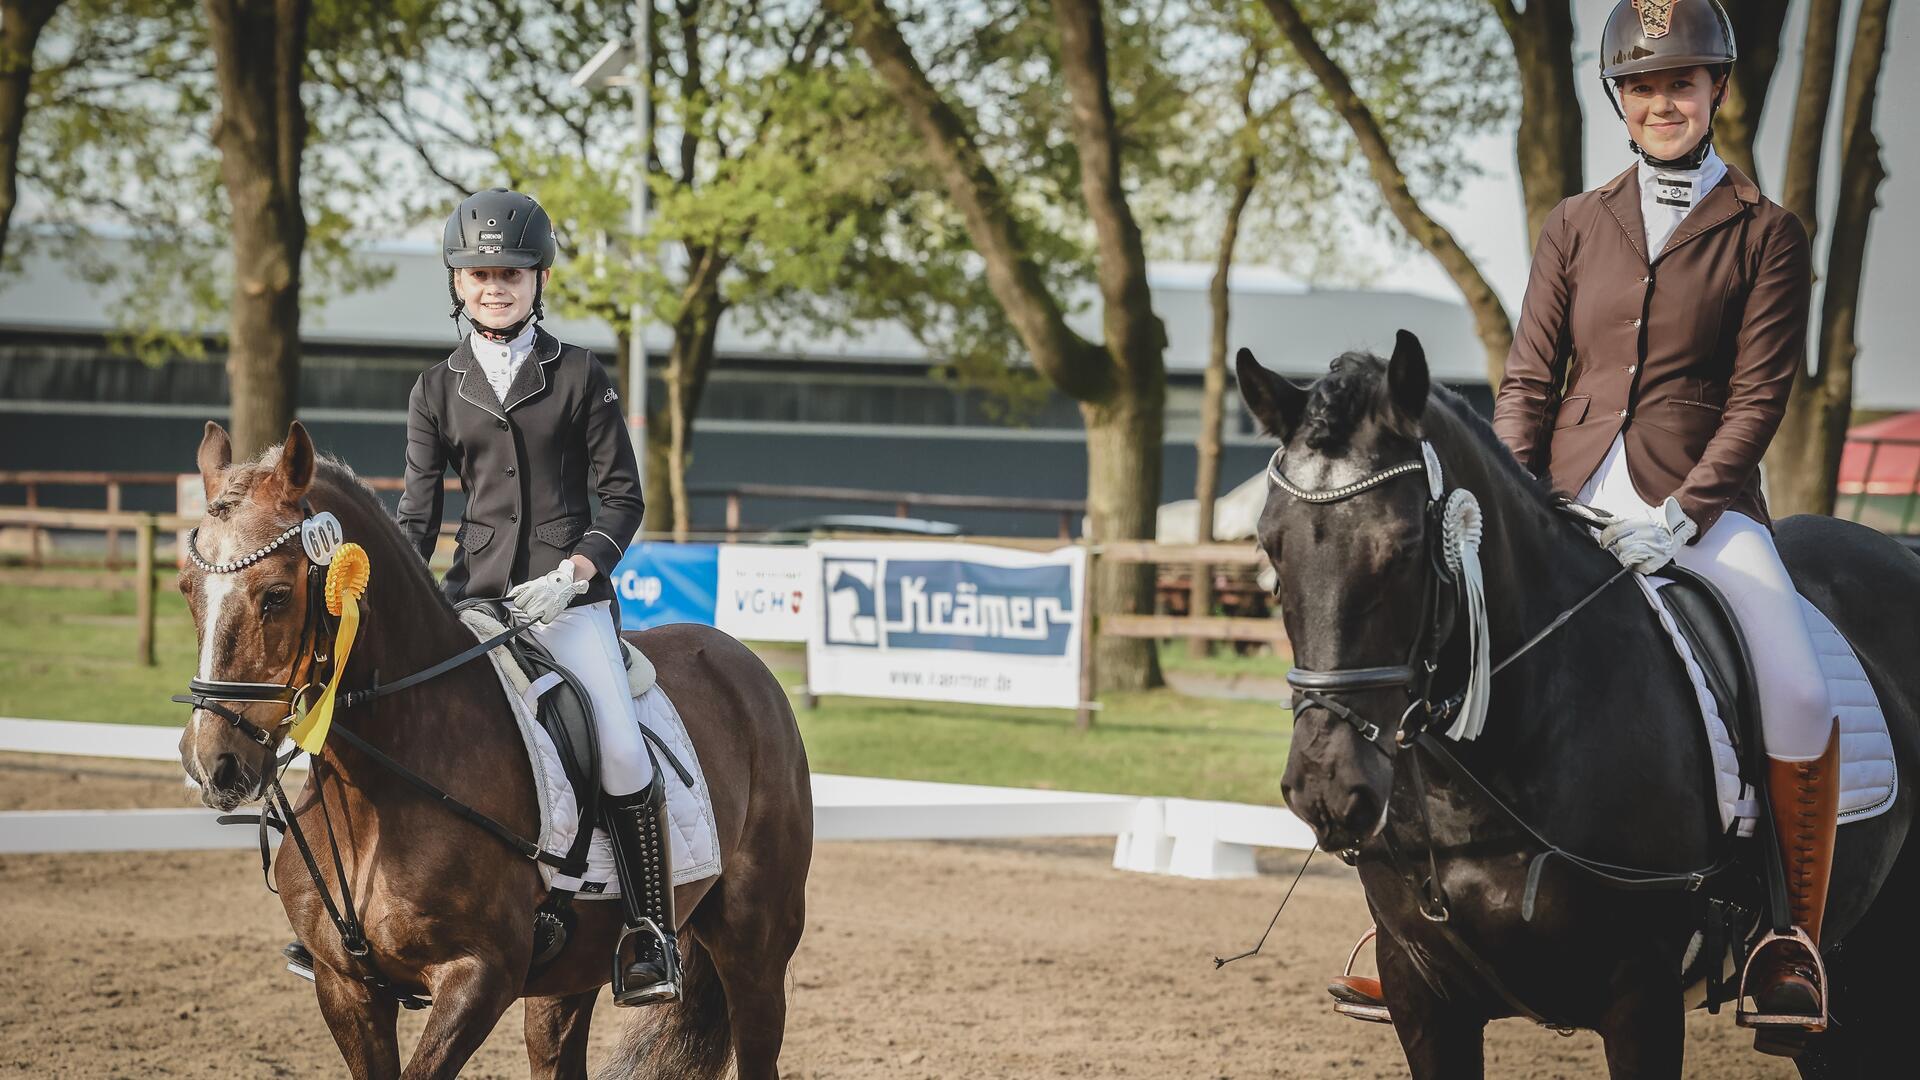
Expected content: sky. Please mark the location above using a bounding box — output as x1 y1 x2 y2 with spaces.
1360 0 1920 408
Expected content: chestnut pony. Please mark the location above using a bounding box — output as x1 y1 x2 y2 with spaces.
177 421 811 1080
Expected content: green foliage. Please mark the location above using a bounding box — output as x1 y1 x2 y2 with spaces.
16 0 430 362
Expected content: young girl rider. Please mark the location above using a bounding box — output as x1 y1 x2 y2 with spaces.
393 188 680 1006
1329 0 1835 1048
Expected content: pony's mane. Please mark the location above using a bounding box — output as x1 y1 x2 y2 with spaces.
309 455 453 614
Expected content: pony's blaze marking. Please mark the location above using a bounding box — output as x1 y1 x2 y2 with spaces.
191 536 240 747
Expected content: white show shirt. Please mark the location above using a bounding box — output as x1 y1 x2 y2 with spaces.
469 323 538 402
1638 148 1726 259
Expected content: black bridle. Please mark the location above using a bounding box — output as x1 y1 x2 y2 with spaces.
170 503 569 1008
172 513 331 749
1273 442 1463 750
1264 436 1735 1025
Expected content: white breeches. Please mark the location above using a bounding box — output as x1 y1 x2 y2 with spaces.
1578 436 1834 761
526 600 655 794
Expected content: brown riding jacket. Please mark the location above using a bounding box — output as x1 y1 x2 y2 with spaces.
1491 163 1811 538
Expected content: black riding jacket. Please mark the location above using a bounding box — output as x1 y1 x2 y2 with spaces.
395 328 644 610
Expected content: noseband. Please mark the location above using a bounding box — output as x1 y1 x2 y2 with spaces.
172 505 340 748
1273 441 1491 751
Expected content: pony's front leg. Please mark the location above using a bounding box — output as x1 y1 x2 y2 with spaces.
1379 930 1487 1079
1593 974 1682 1080
314 962 402 1080
401 955 522 1080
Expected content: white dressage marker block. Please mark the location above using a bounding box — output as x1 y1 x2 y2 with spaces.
0 808 249 854
1112 797 1173 874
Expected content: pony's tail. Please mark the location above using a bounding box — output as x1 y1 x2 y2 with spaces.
595 935 733 1080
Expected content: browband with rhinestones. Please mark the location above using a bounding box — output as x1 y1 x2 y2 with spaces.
1266 448 1427 504
185 523 302 575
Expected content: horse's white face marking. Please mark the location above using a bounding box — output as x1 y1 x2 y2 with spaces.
1289 449 1372 493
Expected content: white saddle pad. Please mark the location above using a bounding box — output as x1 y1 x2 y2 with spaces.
1638 578 1897 833
457 610 721 898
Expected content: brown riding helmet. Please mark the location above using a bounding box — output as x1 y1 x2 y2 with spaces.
1600 0 1736 81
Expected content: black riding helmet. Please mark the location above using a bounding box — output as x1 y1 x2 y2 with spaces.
1599 0 1737 168
443 188 557 339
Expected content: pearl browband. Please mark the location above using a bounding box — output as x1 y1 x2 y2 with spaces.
185 523 302 575
1267 442 1443 504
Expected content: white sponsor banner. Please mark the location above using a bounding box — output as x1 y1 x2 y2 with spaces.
714 544 815 643
806 541 1086 709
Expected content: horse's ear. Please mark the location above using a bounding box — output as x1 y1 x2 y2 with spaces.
1236 348 1307 441
197 421 233 502
1385 329 1429 426
269 421 316 503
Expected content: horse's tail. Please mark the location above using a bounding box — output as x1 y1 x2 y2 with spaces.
595 935 733 1080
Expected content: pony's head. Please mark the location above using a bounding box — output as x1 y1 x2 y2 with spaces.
176 421 333 810
1238 331 1442 852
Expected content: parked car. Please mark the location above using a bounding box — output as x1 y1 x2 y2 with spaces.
754 514 966 544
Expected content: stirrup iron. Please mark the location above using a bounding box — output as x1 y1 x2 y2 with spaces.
1329 927 1392 1025
1735 927 1828 1032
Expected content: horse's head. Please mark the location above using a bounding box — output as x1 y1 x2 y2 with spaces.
1239 331 1441 852
176 421 331 810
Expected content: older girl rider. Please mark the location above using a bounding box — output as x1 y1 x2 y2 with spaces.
393 188 679 1006
1329 0 1834 1047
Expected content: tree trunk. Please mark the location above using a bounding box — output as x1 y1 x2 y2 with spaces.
1085 389 1164 690
1767 0 1893 519
1497 0 1581 249
1779 0 1845 239
206 0 309 459
0 0 58 266
664 251 726 542
1191 148 1256 660
1261 0 1512 386
1715 0 1790 183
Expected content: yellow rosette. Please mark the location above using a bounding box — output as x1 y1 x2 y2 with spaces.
289 542 371 754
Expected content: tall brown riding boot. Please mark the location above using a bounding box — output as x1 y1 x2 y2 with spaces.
1740 721 1840 1051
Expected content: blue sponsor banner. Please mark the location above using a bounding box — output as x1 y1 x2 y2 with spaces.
612 542 719 631
810 541 1086 709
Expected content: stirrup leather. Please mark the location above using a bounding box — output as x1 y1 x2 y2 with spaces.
1735 927 1829 1031
1330 926 1392 1025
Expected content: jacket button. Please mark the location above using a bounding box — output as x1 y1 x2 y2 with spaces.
1618 409 1629 418
1630 318 1642 329
497 419 509 430
506 466 516 476
509 514 518 524
1625 364 1637 374
1641 276 1653 285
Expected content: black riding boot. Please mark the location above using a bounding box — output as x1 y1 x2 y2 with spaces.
603 776 681 1006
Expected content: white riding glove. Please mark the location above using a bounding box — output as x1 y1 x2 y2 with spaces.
1597 496 1698 575
507 560 589 624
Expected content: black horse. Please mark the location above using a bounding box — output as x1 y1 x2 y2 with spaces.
1237 332 1919 1078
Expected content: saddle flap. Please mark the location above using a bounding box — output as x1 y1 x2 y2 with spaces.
1652 568 1757 762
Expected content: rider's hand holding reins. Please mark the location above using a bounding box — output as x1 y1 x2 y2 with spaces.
507 559 590 624
1598 496 1698 575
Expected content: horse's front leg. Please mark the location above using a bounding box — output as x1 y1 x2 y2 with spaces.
1379 929 1487 1079
1593 971 1683 1080
314 961 402 1080
401 954 523 1080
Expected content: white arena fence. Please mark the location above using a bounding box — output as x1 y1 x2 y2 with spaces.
0 718 1312 879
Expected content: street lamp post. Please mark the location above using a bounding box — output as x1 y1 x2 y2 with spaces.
572 3 654 459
